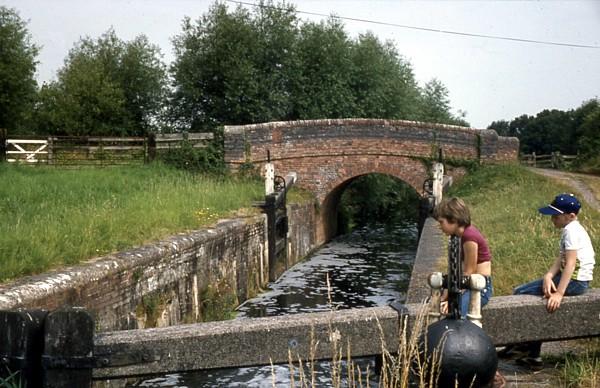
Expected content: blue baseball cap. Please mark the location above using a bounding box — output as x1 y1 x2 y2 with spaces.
539 193 581 215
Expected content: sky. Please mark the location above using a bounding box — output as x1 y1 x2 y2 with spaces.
2 0 599 129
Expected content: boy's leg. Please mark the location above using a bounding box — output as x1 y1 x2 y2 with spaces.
514 275 587 370
499 278 544 360
513 278 544 296
460 290 470 318
564 279 589 296
459 277 492 319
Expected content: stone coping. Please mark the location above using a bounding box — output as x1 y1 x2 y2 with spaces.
0 216 264 309
406 217 446 304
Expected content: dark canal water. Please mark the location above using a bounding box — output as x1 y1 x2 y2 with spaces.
131 220 418 387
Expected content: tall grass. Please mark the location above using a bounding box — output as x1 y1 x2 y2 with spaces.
0 163 265 282
279 274 441 388
560 336 600 388
447 164 600 294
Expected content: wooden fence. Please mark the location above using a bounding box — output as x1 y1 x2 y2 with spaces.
520 151 577 169
1 132 214 166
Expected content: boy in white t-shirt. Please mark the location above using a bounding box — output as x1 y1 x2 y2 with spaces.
498 193 595 370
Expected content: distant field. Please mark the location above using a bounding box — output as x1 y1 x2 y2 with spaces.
447 164 600 295
0 163 267 283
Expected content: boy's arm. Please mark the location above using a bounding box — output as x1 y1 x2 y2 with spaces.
546 250 577 313
462 241 478 275
543 256 562 297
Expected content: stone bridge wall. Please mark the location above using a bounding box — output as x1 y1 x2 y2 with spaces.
224 119 519 196
0 202 318 332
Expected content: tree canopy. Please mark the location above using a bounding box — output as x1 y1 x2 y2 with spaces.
487 99 600 171
168 1 467 132
4 1 468 138
33 29 168 136
0 6 39 133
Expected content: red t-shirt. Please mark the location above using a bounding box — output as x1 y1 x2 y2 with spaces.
461 225 492 263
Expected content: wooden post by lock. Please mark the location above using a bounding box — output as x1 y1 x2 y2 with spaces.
147 133 156 162
42 307 95 388
0 128 7 163
0 309 48 387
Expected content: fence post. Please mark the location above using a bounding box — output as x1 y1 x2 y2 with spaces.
532 152 536 167
47 136 54 165
0 309 48 387
148 133 156 162
42 307 94 388
0 128 6 163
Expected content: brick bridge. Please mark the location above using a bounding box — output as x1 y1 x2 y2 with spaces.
224 119 519 242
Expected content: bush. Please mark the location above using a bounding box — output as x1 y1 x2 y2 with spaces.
159 139 226 174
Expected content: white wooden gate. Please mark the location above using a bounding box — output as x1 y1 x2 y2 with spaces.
6 139 49 163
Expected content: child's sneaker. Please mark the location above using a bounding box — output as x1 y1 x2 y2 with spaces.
516 356 544 371
497 344 529 359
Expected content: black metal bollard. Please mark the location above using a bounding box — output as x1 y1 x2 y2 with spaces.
420 235 498 387
423 318 497 387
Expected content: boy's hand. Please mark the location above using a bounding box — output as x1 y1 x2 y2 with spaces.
543 275 557 298
440 301 448 314
546 292 563 313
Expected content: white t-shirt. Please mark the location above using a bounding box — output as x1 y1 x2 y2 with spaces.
560 220 595 281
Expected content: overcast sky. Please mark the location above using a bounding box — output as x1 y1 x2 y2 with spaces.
2 0 599 128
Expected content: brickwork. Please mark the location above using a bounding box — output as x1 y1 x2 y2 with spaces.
225 119 519 242
0 203 318 332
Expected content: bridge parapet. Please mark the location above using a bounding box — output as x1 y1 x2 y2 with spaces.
224 118 518 168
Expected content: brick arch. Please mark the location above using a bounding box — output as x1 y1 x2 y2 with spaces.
224 118 519 243
319 160 426 242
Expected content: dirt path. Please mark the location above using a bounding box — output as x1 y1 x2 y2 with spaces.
528 168 600 212
496 168 600 387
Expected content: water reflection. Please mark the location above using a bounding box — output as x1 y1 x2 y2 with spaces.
132 221 417 387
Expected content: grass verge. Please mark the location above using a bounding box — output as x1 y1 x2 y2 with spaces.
0 163 266 283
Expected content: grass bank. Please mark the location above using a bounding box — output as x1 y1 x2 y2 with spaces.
447 164 600 295
0 163 267 283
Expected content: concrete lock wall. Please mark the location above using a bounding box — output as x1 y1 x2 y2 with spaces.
0 202 318 332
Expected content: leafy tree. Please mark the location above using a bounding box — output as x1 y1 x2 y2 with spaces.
349 32 420 120
416 79 468 126
169 1 466 131
487 120 511 136
252 1 301 121
576 99 600 158
0 6 39 133
170 3 262 131
292 17 357 118
33 29 167 136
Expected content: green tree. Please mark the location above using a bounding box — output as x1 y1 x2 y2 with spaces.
33 29 167 136
487 120 511 136
292 17 357 118
417 78 468 126
576 99 600 158
0 6 39 133
170 3 261 131
169 1 467 131
349 32 420 120
252 1 300 121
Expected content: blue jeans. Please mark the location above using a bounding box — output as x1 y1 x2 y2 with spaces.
514 274 589 297
513 273 589 357
460 276 493 318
